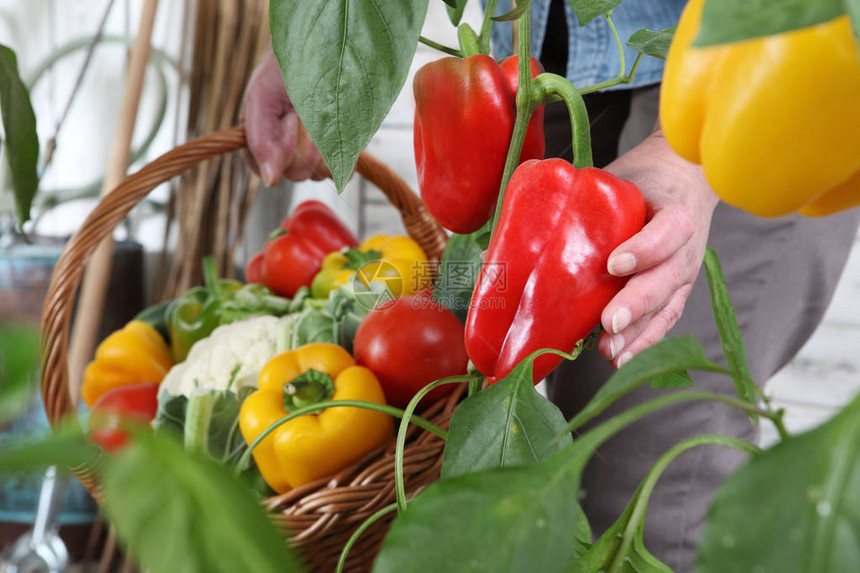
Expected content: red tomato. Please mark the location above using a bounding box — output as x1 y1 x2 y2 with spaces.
245 252 265 284
88 382 160 453
353 295 468 408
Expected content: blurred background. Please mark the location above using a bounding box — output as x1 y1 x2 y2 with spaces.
1 0 858 569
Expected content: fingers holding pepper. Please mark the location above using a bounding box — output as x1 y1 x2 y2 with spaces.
597 128 718 368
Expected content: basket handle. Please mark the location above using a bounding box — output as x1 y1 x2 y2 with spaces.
40 126 448 425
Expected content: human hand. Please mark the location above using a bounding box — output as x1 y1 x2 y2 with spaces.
241 47 328 185
597 127 719 368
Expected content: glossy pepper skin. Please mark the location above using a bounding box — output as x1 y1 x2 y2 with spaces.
82 320 174 407
465 159 646 383
246 200 358 297
661 0 860 218
310 234 429 299
166 258 289 362
238 343 393 493
413 55 545 234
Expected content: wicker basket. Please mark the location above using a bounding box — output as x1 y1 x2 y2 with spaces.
39 126 459 572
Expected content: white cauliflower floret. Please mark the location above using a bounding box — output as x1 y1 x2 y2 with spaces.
159 314 292 397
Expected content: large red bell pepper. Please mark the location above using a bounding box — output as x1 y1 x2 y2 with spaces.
465 159 646 383
246 200 358 297
413 55 545 234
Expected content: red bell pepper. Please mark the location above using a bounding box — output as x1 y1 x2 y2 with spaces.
413 55 545 234
246 200 358 297
465 159 646 383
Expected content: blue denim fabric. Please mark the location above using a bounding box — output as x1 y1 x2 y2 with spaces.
487 0 685 90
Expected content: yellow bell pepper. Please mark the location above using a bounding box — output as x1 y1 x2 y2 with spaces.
310 234 429 299
660 0 860 218
238 343 393 493
81 320 174 408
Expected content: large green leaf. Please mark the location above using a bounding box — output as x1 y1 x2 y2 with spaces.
693 0 845 47
697 392 860 572
374 447 591 573
0 44 39 226
101 431 303 573
269 0 428 193
441 350 573 479
626 26 676 60
566 336 727 432
0 324 40 422
702 248 758 412
569 0 622 26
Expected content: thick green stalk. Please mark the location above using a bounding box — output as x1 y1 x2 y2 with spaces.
458 23 482 57
479 0 499 54
532 73 593 169
489 8 534 235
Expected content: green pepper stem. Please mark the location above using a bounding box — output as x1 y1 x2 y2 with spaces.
234 400 448 478
489 6 534 235
479 0 499 54
283 369 336 410
532 73 593 169
418 35 464 58
606 434 760 573
458 23 482 57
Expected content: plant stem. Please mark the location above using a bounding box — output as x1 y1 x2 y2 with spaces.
489 6 533 235
567 390 785 445
233 400 447 477
605 11 625 81
607 434 760 573
532 73 593 169
394 375 476 514
418 35 463 57
336 503 399 573
479 0 499 54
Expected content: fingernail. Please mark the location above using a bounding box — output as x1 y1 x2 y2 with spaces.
611 307 632 334
617 351 634 368
261 162 279 187
609 334 625 360
608 253 637 276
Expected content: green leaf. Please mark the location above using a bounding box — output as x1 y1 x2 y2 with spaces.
269 0 428 193
101 431 303 573
702 248 758 413
0 44 40 226
693 0 845 47
0 423 102 472
0 324 40 422
433 226 490 323
569 0 622 26
446 0 468 25
566 336 727 432
441 349 573 479
374 449 591 573
290 307 337 348
650 370 695 389
697 391 860 573
626 26 676 60
570 488 672 573
492 0 533 22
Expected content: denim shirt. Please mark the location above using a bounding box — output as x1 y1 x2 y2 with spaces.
488 0 686 90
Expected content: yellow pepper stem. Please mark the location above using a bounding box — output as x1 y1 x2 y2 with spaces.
283 369 336 410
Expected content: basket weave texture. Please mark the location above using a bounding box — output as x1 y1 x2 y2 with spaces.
38 126 456 571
